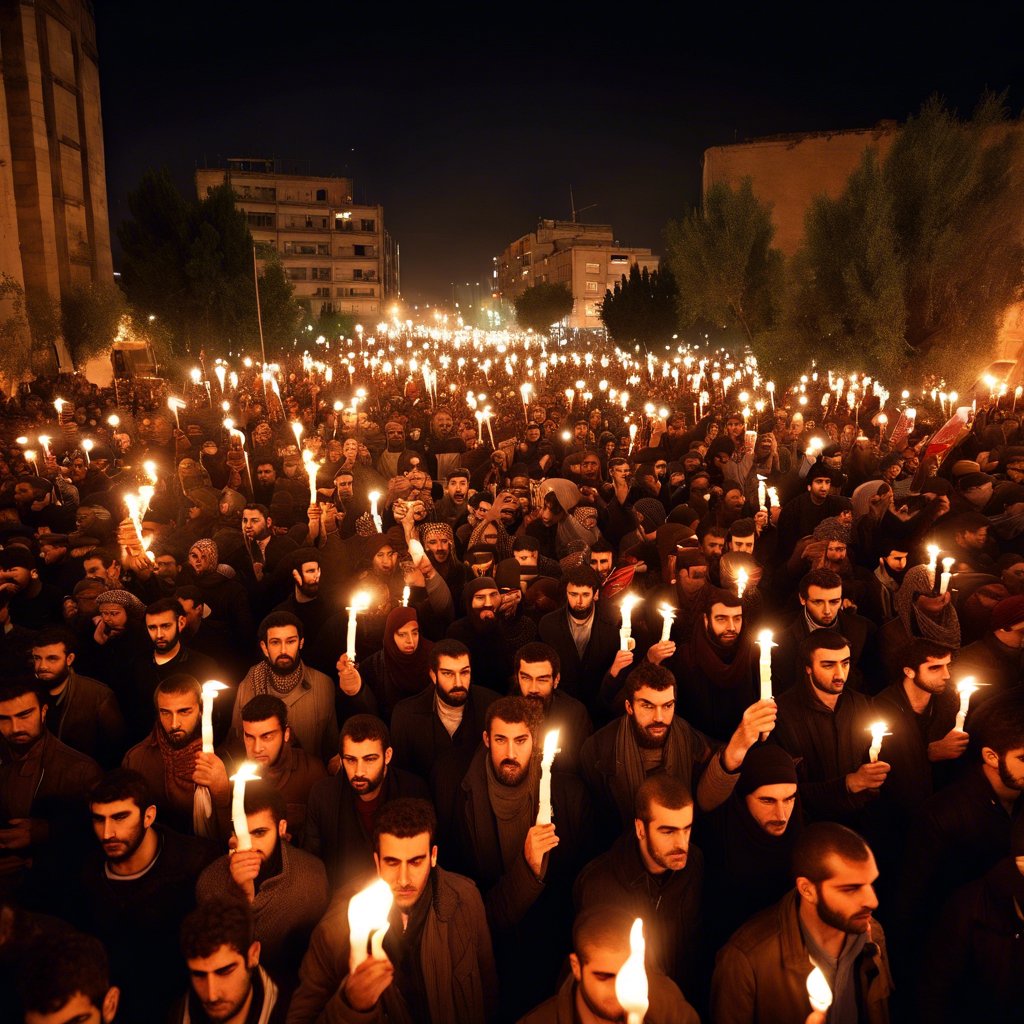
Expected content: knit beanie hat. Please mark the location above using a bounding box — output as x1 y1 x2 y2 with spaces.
812 517 851 544
189 538 218 562
95 588 145 617
463 576 498 603
676 547 707 570
420 521 454 544
737 744 799 796
494 558 522 591
634 498 667 529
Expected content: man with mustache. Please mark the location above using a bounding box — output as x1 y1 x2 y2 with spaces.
860 541 910 626
304 714 428 889
449 697 593 1019
712 823 892 1024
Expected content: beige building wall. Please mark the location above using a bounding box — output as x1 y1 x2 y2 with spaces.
0 0 113 368
195 162 397 320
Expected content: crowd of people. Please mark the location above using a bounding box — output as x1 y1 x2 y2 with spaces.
1 356 1023 1024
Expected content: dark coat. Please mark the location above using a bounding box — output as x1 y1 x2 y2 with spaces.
46 671 126 768
531 690 592 774
537 605 621 710
574 831 703 994
772 608 881 695
518 972 699 1024
303 767 429 889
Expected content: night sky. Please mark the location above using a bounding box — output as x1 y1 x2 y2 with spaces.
94 6 1024 306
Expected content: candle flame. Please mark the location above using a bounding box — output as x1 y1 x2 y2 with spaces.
201 680 229 698
541 728 560 767
614 918 649 1020
229 760 261 784
807 965 833 1012
956 676 979 698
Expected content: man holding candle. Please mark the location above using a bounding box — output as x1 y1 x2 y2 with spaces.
289 798 497 1024
951 594 1024 700
449 695 593 1017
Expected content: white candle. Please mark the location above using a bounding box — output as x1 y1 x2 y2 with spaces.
167 397 185 430
368 490 383 533
807 965 833 1013
401 585 410 607
938 556 955 595
619 594 640 651
767 486 779 509
736 568 749 601
615 918 649 1024
82 439 93 463
658 605 675 643
756 629 775 702
346 592 371 661
53 397 65 420
757 476 767 511
926 544 939 589
38 435 51 458
407 537 425 565
302 450 318 507
955 676 979 732
229 761 260 851
868 721 890 763
536 728 560 826
200 680 228 752
348 877 394 972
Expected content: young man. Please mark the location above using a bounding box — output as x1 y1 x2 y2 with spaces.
174 898 284 1023
288 798 497 1024
712 822 893 1024
195 782 327 995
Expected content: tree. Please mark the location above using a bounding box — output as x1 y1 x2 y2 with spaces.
665 178 784 347
513 282 573 332
118 170 302 360
60 282 128 369
600 264 679 348
792 94 1024 383
0 274 35 383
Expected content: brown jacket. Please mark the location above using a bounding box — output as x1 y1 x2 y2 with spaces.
287 867 497 1024
711 890 892 1024
518 972 700 1024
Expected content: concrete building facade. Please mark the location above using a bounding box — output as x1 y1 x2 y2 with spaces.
195 160 398 320
498 219 659 330
0 0 113 361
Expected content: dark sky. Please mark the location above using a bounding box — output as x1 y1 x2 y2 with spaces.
94 5 1024 306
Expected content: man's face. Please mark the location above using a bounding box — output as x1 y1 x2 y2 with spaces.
802 585 842 627
579 455 601 481
178 598 203 630
425 534 451 564
806 852 880 935
806 645 851 696
905 654 951 695
342 736 389 795
485 716 534 785
1001 562 1024 595
570 942 635 1023
590 551 613 575
255 463 276 485
809 475 832 502
37 541 67 565
471 587 499 621
188 547 218 575
744 783 798 836
706 602 742 647
566 584 596 621
470 555 495 578
473 500 491 523
260 626 302 673
960 526 989 550
153 553 180 582
433 412 454 436
446 476 469 502
91 797 151 863
724 488 746 513
253 423 273 445
244 807 283 864
517 659 559 712
700 533 725 560
32 643 72 687
186 943 258 1024
375 831 436 911
146 610 183 653
83 557 110 583
98 603 128 635
882 550 908 576
725 417 743 438
372 545 398 575
385 423 405 449
884 460 903 481
826 540 847 564
293 561 320 598
241 509 271 542
992 745 1024 791
635 800 692 871
156 690 199 748
627 684 675 748
243 716 288 768
431 654 471 706
730 533 755 555
0 691 46 752
0 561 32 593
513 548 538 569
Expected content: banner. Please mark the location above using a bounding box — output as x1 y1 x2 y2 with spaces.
910 407 972 492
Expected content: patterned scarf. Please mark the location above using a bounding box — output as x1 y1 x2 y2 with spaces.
250 658 305 697
153 725 215 837
895 563 961 649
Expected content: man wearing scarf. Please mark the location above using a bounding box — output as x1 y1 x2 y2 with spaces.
420 521 470 612
700 744 802 952
580 661 777 844
122 673 226 839
451 696 593 1020
860 538 910 626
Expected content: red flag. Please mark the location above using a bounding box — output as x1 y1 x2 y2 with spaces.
910 407 972 491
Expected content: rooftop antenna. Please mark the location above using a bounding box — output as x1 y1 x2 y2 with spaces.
569 185 597 223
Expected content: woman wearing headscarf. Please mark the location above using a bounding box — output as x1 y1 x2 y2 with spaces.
337 606 434 725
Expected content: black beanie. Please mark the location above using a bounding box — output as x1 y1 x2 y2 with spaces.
737 744 798 796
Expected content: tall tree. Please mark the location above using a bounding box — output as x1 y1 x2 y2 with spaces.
513 282 573 332
600 264 679 348
60 282 128 370
665 178 784 346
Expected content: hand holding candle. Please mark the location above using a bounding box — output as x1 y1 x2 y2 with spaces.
619 594 640 651
954 676 979 732
755 629 775 703
368 491 383 533
348 877 394 973
658 604 675 643
614 918 649 1024
868 721 891 763
536 728 560 826
229 761 260 851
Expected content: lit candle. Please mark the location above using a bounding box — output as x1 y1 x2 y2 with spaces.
926 544 940 590
81 439 93 463
757 476 767 511
348 877 394 972
868 721 890 763
756 628 775 703
807 965 833 1014
658 605 675 643
167 397 185 430
954 676 979 732
619 594 640 651
346 591 371 661
736 568 749 601
368 490 383 533
767 485 779 509
628 423 638 453
938 556 955 595
53 397 65 420
229 761 261 851
536 728 560 826
614 918 649 1024
107 414 120 429
37 435 51 458
143 459 158 484
214 365 226 393
200 680 228 752
291 421 303 448
401 585 410 607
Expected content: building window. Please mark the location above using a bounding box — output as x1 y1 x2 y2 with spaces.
254 241 276 257
585 262 601 274
313 287 330 297
585 281 600 293
246 212 275 229
316 188 327 201
353 269 363 280
353 245 367 257
284 242 318 255
285 267 307 281
317 243 330 255
312 267 331 281
360 219 376 232
610 254 628 264
585 302 599 317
